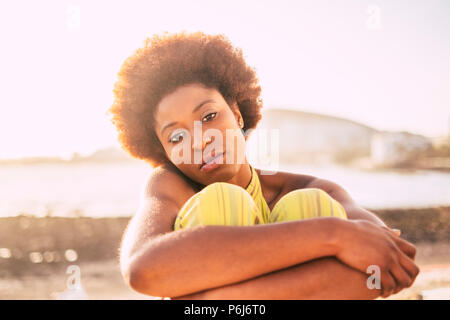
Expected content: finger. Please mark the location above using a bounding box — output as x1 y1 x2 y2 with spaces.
392 236 417 260
389 262 413 294
382 226 401 237
381 271 396 298
398 253 421 283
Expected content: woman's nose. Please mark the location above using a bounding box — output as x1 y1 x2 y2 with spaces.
192 134 214 152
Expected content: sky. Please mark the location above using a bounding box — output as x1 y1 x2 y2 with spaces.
0 0 449 159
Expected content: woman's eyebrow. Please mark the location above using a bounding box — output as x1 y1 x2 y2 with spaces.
160 98 215 135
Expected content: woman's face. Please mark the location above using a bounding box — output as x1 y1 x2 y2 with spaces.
154 83 248 185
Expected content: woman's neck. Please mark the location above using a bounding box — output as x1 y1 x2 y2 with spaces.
226 162 252 191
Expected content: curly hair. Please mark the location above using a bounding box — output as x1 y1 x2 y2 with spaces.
107 31 264 168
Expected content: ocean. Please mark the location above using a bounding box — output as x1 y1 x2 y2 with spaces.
1 162 449 218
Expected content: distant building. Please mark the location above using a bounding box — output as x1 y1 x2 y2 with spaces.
371 131 433 167
248 108 377 164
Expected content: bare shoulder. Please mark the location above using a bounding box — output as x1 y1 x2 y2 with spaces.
143 163 198 207
252 166 319 209
254 167 356 207
254 167 318 192
120 164 198 262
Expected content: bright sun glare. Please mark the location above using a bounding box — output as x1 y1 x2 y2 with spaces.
0 0 449 159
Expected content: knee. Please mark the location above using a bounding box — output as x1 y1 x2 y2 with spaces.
174 182 262 230
293 188 347 219
195 182 246 207
270 188 347 222
200 182 245 196
304 188 347 218
198 182 261 218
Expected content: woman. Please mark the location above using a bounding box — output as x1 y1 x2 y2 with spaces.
108 31 419 299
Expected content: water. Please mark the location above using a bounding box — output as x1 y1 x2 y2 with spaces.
0 162 151 218
0 162 449 218
277 163 450 210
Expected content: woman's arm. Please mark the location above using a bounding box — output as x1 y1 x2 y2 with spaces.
172 224 419 300
125 215 343 298
122 169 418 298
124 212 417 298
173 257 384 300
280 171 386 226
121 170 349 298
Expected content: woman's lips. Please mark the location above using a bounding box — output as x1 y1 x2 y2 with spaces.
200 152 224 172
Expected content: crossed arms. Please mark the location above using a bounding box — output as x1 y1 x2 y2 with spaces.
120 175 419 300
173 178 393 299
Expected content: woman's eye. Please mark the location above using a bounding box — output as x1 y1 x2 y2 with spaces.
169 131 185 143
202 112 217 122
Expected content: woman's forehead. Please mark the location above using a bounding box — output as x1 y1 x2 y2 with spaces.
155 84 225 121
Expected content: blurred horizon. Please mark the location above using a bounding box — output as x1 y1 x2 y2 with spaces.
0 0 449 160
1 106 449 218
0 107 445 162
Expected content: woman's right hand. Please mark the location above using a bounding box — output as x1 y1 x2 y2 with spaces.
333 219 420 298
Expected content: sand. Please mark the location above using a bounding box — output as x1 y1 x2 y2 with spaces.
1 241 449 300
1 208 449 300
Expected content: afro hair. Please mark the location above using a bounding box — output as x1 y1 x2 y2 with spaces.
107 31 263 168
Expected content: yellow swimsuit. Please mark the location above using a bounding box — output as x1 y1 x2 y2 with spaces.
174 164 347 231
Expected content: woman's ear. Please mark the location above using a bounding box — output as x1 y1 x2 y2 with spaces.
229 101 248 142
230 101 243 128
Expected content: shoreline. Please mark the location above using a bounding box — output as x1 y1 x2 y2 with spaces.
1 206 448 263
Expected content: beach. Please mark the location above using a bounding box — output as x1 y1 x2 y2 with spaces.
0 242 449 300
1 242 450 300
